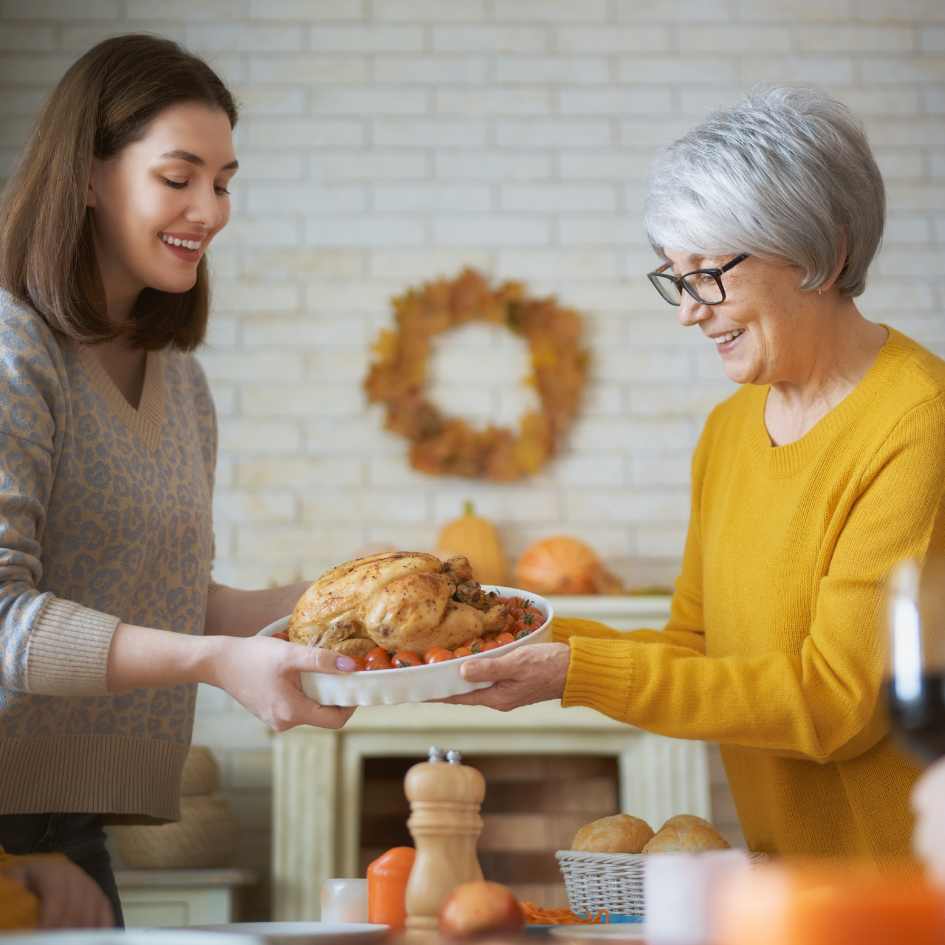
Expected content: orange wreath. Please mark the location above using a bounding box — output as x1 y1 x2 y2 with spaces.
363 268 590 482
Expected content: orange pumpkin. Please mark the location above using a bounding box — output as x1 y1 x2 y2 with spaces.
514 536 623 596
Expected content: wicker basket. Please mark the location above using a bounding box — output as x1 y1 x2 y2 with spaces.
556 850 767 920
111 795 238 869
556 851 647 919
180 746 220 797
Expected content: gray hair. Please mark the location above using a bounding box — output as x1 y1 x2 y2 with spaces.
644 86 884 297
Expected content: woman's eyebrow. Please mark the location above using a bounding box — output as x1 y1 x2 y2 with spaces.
158 149 239 171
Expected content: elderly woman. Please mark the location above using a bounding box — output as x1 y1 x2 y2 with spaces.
451 86 945 860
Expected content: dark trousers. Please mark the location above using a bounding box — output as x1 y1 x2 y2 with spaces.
0 813 124 928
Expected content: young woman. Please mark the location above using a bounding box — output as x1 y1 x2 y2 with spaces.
0 34 355 925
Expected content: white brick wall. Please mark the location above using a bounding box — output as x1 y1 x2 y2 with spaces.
3 0 944 916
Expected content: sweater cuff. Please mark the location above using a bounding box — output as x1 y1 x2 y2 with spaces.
561 636 636 721
27 598 121 697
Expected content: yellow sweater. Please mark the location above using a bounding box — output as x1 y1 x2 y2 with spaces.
555 328 945 859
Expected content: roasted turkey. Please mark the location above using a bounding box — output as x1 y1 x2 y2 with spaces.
287 551 508 658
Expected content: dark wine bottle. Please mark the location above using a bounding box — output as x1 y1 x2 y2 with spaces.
886 673 945 764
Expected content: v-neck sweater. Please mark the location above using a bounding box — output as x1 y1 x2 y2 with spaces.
0 290 217 822
555 327 945 858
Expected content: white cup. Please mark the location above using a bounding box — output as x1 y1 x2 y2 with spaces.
320 877 369 924
645 849 750 945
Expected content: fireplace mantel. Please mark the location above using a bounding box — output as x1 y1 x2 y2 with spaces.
271 595 714 920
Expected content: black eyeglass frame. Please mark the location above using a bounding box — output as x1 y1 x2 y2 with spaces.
647 253 750 306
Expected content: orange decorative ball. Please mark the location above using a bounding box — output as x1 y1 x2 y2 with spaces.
514 536 623 596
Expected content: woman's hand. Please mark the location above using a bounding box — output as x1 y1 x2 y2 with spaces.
440 642 571 711
4 856 114 928
206 636 355 731
107 624 355 730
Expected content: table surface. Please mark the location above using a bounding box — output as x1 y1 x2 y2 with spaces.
391 928 650 944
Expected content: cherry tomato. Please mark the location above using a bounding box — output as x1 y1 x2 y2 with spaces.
349 656 367 671
393 650 423 668
495 631 515 646
424 647 454 664
365 651 393 670
271 630 290 641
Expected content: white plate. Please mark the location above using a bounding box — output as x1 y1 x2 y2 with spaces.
191 922 388 943
0 932 261 945
257 585 553 706
550 924 647 940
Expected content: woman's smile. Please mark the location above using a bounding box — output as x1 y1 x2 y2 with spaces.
158 230 205 263
709 327 746 354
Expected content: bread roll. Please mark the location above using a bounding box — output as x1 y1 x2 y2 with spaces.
572 814 654 853
642 814 730 853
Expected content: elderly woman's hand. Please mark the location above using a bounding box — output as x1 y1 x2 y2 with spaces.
440 642 571 711
912 757 945 887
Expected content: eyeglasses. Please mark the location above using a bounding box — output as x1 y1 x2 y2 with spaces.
647 254 750 306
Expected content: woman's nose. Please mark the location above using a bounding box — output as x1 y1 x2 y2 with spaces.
187 184 224 230
678 293 710 327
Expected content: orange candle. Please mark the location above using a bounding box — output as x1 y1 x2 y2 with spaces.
714 859 945 945
367 846 415 930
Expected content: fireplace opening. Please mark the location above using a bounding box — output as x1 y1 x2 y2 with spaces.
358 753 620 908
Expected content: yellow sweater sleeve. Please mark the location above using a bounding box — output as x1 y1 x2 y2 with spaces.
562 395 945 763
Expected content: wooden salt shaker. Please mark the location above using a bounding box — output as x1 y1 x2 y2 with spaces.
404 746 485 932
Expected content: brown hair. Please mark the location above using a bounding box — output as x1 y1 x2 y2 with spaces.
0 34 238 351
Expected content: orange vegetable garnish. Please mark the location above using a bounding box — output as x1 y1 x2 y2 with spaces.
393 650 422 668
480 640 501 651
453 645 472 658
520 901 608 926
495 631 515 645
271 630 290 641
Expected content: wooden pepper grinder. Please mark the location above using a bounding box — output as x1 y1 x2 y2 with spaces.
404 746 485 932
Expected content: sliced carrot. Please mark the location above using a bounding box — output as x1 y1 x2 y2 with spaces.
271 630 290 641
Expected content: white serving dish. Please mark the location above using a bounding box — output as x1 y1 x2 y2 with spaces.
257 584 553 707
